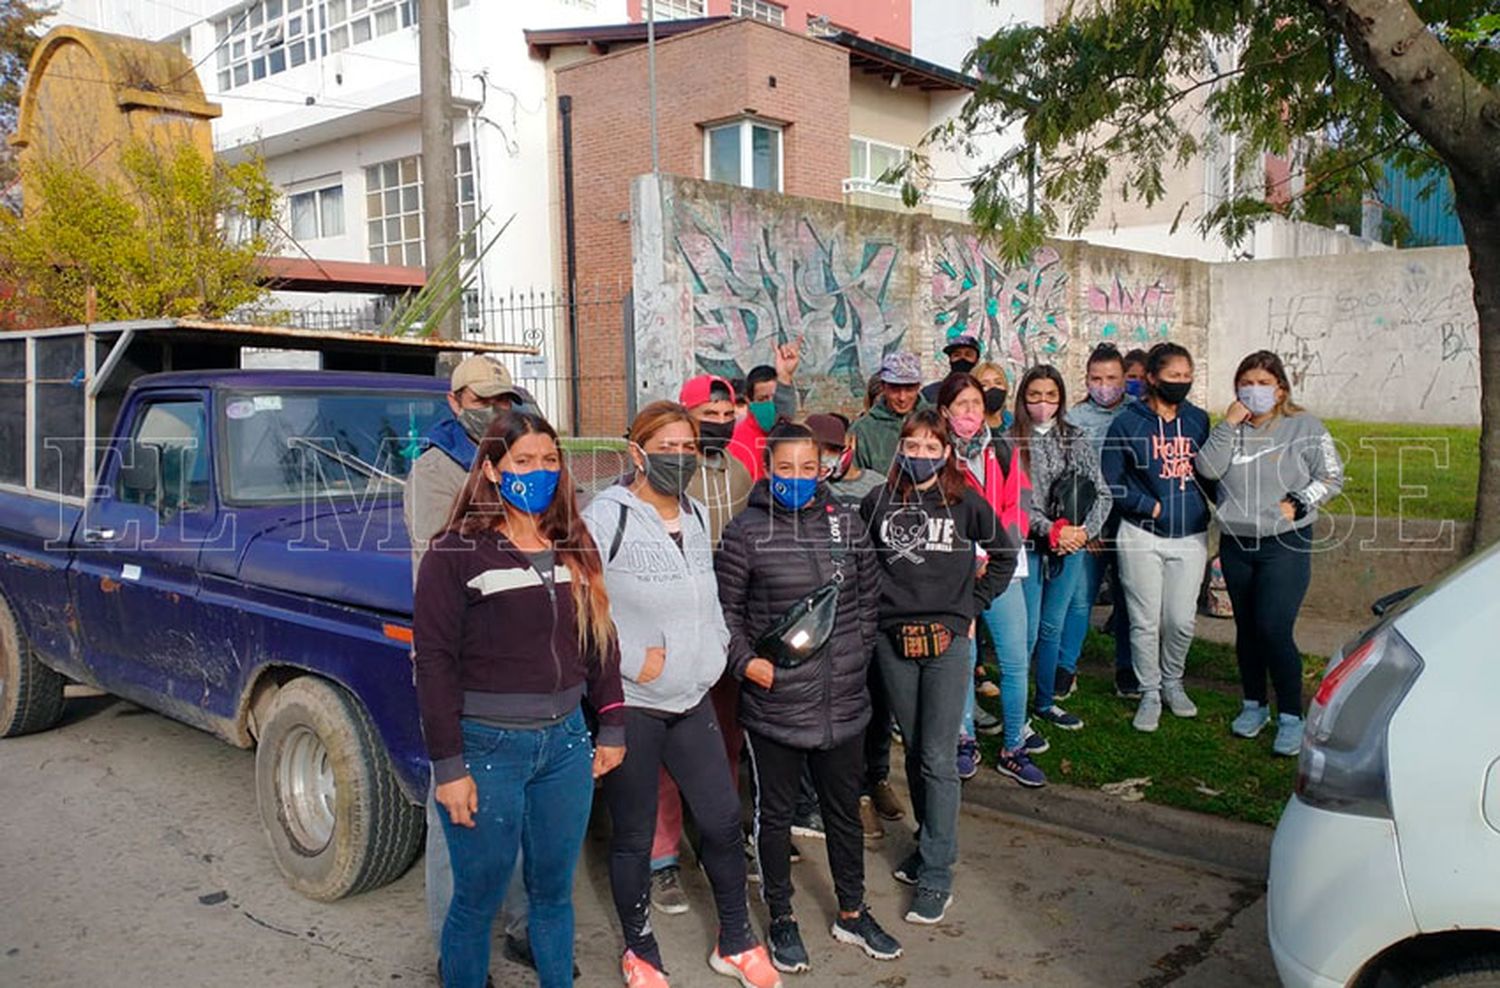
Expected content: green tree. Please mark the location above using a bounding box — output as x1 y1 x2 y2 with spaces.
0 1 52 213
0 141 280 323
911 0 1500 546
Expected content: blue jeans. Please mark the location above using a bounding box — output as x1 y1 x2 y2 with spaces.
439 709 594 988
962 579 1031 751
1028 549 1086 713
426 788 527 953
1078 546 1133 676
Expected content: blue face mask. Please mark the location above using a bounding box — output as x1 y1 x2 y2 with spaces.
498 469 561 514
770 474 819 512
1125 378 1146 398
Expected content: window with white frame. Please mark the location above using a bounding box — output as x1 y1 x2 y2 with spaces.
364 145 477 267
325 0 416 54
643 0 704 20
729 0 784 25
848 136 910 186
705 120 782 192
289 182 345 240
214 0 416 91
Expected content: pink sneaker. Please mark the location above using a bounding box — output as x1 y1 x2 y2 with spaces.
622 949 670 988
709 943 782 988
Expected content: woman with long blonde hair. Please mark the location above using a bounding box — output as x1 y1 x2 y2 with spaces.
414 410 624 988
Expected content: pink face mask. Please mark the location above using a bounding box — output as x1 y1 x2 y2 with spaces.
1026 401 1059 423
948 412 985 440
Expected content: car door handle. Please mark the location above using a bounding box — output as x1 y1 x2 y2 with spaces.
81 528 118 543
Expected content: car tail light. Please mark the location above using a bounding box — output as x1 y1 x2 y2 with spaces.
1296 627 1423 819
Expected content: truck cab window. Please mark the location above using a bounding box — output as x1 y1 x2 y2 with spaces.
120 401 210 514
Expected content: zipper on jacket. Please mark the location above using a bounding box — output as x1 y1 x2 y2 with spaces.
799 505 837 750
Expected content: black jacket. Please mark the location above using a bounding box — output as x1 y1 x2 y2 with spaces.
715 481 881 750
859 481 1015 635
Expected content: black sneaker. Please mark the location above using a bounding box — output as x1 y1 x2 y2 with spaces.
789 841 803 864
1054 668 1077 700
1115 668 1142 700
791 809 826 840
904 887 953 925
832 906 903 961
502 935 582 980
1033 704 1084 731
768 915 811 974
892 850 921 887
1021 721 1050 755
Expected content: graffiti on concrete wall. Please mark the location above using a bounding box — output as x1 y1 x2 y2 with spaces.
675 201 904 393
1083 274 1177 347
930 234 1069 379
1263 263 1478 415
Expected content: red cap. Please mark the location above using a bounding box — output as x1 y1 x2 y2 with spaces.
678 374 736 409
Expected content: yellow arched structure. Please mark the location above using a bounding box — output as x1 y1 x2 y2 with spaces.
10 26 222 213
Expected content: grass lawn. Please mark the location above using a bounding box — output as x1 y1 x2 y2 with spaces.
975 631 1335 828
1318 419 1476 522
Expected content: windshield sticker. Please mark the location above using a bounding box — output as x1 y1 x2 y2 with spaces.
225 399 256 420
253 395 283 412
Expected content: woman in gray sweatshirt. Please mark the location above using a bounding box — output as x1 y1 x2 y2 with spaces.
582 402 776 988
1195 351 1344 758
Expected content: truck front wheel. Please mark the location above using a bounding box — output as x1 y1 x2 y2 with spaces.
0 600 66 738
254 677 422 901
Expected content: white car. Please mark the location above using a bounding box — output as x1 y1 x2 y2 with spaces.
1268 542 1500 987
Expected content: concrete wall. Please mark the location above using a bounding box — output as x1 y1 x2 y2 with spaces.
1209 247 1479 425
632 174 1211 414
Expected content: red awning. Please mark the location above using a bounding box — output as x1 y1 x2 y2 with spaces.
256 255 426 294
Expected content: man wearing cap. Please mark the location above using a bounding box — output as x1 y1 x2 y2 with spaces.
807 413 882 509
402 354 538 981
850 352 924 475
680 374 754 545
919 334 984 406
728 338 802 481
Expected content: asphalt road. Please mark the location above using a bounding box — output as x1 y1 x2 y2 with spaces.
0 691 1276 987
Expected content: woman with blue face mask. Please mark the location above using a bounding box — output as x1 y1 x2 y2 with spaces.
715 422 902 975
859 410 1016 927
413 411 625 988
1196 351 1344 758
582 402 778 988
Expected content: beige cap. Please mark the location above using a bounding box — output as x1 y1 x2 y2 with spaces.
449 355 519 399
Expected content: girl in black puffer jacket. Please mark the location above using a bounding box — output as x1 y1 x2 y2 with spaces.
716 423 902 973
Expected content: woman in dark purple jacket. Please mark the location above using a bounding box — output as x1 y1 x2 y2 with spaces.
413 411 624 988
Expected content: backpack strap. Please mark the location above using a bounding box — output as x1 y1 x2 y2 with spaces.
607 501 629 564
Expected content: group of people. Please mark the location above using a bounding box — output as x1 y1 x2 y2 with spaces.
405 334 1345 988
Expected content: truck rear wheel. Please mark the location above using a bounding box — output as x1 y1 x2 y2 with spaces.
254 676 422 901
0 598 66 738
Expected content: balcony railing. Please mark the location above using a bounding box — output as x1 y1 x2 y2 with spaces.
842 177 971 211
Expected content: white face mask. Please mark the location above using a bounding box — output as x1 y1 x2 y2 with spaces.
1237 384 1279 416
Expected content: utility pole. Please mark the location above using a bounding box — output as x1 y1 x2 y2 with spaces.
418 0 458 340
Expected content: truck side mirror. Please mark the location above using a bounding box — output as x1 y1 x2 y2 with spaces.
119 442 163 507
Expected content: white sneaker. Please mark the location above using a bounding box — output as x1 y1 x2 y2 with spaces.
1162 684 1198 719
1133 694 1162 733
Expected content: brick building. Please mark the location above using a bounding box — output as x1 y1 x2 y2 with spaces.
528 17 973 433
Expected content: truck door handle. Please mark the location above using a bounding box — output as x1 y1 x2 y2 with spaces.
82 528 118 543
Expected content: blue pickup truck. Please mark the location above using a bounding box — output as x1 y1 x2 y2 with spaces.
0 319 532 900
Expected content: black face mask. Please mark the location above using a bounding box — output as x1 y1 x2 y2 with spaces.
643 452 697 497
697 419 734 454
949 358 977 376
983 388 1008 415
1154 380 1193 406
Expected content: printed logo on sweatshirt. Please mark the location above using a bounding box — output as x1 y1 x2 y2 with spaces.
880 507 958 565
1230 444 1282 467
1151 433 1198 490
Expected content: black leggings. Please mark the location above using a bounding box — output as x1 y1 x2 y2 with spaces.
1220 526 1313 716
602 700 754 969
746 730 866 920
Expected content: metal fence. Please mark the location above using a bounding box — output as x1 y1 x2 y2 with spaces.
229 280 632 431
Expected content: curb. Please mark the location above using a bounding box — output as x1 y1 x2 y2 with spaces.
960 769 1274 881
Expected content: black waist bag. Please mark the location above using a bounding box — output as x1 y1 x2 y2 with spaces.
1048 468 1098 529
755 581 840 670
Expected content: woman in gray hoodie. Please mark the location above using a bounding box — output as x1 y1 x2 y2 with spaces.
582 402 778 988
1196 351 1344 758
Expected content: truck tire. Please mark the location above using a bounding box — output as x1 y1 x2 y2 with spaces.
254 676 422 901
0 599 66 738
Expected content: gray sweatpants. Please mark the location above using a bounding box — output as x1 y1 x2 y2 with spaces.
1116 521 1208 697
426 782 528 954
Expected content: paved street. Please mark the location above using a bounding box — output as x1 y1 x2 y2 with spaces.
0 692 1274 988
